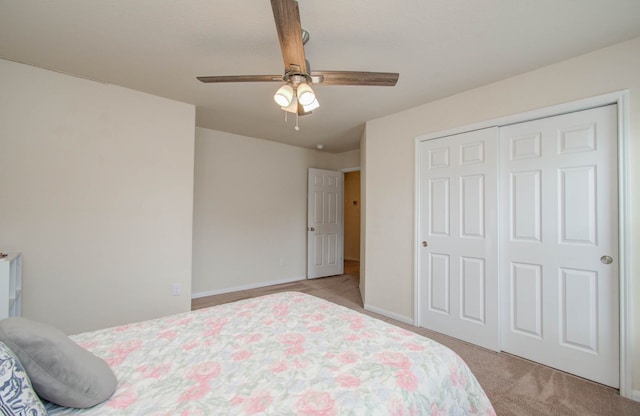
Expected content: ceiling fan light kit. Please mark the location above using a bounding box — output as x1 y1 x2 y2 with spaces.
197 0 399 131
274 82 318 111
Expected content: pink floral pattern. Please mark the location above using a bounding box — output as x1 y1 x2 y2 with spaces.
46 292 495 415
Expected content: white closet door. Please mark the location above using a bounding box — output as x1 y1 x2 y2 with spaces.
500 105 619 387
418 127 499 351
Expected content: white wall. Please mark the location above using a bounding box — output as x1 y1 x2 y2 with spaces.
192 127 341 296
0 59 195 334
331 149 361 171
363 37 640 392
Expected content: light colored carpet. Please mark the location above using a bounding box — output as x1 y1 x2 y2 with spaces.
192 264 640 416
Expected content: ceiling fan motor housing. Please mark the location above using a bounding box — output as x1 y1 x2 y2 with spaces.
283 72 310 86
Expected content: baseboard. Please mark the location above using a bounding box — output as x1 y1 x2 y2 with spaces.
630 389 640 402
191 275 306 299
364 303 414 325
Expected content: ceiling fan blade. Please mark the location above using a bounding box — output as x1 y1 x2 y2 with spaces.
197 75 282 83
311 71 399 86
271 0 307 74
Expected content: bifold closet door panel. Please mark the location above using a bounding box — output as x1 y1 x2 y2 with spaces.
499 104 619 388
418 127 500 351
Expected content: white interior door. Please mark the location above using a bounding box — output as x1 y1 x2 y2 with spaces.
418 127 499 351
500 105 619 387
307 168 344 279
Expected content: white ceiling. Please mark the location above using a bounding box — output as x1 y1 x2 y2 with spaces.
1 1 639 153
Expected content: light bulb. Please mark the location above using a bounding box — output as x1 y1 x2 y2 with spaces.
273 84 294 107
296 83 316 106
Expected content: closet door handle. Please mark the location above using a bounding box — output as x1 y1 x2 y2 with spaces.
422 241 428 247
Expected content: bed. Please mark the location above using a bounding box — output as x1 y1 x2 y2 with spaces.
26 292 493 415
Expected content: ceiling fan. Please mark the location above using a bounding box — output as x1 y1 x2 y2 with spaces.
197 0 399 130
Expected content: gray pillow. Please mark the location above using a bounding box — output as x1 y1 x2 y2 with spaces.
0 317 117 408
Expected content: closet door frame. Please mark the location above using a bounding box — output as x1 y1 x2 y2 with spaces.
414 90 632 398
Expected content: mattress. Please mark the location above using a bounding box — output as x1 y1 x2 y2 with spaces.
47 292 495 415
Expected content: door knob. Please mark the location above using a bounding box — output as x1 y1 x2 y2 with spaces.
422 241 428 247
308 227 315 231
600 255 613 265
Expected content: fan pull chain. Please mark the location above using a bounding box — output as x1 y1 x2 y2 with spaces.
282 109 300 131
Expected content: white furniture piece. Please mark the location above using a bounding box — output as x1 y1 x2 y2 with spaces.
0 252 22 319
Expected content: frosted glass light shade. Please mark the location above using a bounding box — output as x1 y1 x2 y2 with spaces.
302 98 320 112
274 84 294 107
281 95 299 113
296 83 316 106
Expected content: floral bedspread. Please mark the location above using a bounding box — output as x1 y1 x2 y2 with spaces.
47 292 495 415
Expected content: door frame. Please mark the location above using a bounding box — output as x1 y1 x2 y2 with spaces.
341 167 361 263
413 90 632 398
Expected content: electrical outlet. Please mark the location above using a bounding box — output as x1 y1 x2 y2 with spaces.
172 283 182 296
